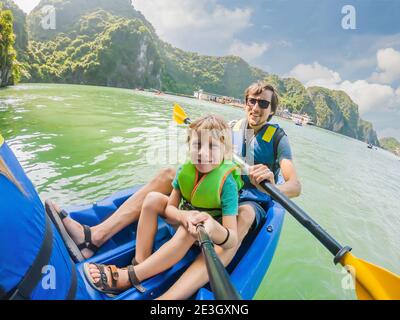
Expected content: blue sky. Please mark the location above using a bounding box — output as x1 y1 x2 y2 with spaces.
11 0 400 139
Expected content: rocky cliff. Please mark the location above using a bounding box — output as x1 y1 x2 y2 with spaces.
380 137 400 156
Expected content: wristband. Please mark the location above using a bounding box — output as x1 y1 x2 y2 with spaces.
215 227 230 246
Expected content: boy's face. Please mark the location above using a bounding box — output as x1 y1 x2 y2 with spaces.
189 131 224 173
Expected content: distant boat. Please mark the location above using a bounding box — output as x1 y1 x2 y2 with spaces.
367 144 373 149
291 113 310 126
294 119 303 126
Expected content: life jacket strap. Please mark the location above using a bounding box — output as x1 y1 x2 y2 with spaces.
2 213 77 300
7 214 54 300
180 199 222 218
238 119 287 179
272 127 287 180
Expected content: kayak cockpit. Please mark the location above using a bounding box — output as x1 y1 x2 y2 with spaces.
65 185 285 300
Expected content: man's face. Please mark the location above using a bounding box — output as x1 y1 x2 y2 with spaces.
245 89 274 129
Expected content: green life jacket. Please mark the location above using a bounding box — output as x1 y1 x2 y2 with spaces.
177 160 243 217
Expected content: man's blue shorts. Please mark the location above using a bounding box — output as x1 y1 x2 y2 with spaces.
239 201 268 231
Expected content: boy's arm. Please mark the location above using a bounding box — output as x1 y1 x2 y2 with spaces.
219 215 238 249
165 189 194 227
213 175 239 249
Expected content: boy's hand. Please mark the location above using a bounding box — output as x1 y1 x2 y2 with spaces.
180 210 203 228
186 211 211 238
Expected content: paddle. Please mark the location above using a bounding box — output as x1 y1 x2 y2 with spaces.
173 103 400 300
196 224 242 300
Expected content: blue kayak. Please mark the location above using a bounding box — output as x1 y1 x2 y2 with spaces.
0 135 285 300
65 186 286 300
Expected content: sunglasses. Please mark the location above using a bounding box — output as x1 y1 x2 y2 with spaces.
246 98 271 109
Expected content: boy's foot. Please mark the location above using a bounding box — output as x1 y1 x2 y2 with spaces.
84 263 132 296
84 263 146 295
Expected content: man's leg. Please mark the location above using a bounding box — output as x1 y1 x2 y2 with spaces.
157 205 256 300
61 167 176 259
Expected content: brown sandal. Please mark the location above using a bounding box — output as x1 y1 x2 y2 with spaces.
83 263 123 297
84 262 147 296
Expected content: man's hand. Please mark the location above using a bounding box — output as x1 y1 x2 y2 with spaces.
248 164 275 192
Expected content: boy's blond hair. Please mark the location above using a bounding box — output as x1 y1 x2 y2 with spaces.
187 114 233 160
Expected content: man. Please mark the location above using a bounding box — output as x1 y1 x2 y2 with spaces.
51 81 301 298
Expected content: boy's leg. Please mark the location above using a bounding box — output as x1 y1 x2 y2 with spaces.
86 226 197 290
61 167 176 259
135 192 169 263
134 226 197 282
157 205 256 300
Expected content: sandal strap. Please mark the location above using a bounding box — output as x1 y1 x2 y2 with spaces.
131 257 139 266
77 225 100 253
57 209 68 221
95 264 112 291
108 265 119 287
127 265 146 293
92 264 120 294
59 209 69 220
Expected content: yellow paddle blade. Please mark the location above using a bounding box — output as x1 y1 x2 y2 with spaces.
173 103 190 125
341 252 400 300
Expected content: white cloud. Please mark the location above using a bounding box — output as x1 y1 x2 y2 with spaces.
286 62 342 87
338 80 399 114
132 0 252 55
228 40 269 62
287 62 400 115
369 48 400 84
276 40 292 48
12 0 40 13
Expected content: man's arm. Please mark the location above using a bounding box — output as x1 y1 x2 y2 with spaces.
277 158 301 198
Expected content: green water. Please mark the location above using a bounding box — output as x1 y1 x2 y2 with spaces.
1 84 399 300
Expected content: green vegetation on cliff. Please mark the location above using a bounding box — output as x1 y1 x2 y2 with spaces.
25 0 267 95
0 2 18 86
0 0 29 86
28 10 162 88
379 137 400 156
160 43 267 96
